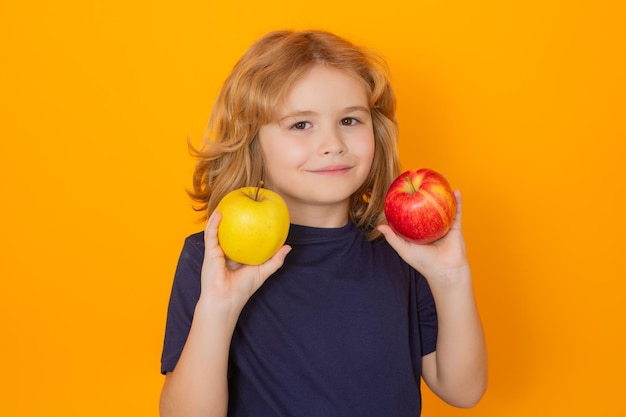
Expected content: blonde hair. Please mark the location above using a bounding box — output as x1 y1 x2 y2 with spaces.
189 30 400 240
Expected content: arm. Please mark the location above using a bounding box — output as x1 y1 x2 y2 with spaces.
378 190 487 408
159 212 291 417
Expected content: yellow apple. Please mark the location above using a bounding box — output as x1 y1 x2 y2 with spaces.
216 186 290 265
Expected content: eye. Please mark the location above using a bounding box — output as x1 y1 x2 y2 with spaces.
291 121 311 130
340 117 359 126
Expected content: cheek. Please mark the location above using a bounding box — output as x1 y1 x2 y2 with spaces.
262 140 309 181
273 140 310 166
358 136 376 181
367 139 376 161
357 134 376 165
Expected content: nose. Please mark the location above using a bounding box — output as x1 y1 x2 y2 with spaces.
321 127 346 155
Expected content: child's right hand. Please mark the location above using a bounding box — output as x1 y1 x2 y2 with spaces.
199 211 292 317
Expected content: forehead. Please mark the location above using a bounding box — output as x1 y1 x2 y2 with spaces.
277 65 369 111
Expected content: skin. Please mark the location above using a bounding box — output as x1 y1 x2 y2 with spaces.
159 65 487 416
257 65 376 228
378 190 488 407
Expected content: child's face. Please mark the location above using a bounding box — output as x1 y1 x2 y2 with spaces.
258 65 375 227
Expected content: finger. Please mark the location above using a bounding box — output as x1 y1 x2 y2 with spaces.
378 225 412 256
451 189 463 230
453 189 462 220
257 245 292 282
204 211 225 262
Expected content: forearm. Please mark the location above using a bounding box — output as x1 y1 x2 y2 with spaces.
159 298 239 417
425 268 488 407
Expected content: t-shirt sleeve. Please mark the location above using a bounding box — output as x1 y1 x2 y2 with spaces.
415 273 438 356
400 265 440 383
160 232 204 375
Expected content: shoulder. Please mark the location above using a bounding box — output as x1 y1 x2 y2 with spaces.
178 231 204 260
365 232 431 287
171 232 205 285
369 233 410 266
183 231 204 249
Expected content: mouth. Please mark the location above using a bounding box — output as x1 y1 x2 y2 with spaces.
309 165 353 176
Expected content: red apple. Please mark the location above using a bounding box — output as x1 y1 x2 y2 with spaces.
384 168 457 244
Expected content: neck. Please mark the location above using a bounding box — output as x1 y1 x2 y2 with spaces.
287 204 350 228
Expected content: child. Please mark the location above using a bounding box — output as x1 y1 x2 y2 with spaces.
160 30 487 416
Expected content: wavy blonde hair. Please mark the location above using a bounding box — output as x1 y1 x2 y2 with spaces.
189 30 400 240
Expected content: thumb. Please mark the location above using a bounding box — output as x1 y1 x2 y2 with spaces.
378 225 412 256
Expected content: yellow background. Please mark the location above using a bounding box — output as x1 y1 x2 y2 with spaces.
1 0 624 415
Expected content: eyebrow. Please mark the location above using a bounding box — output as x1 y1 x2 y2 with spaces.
278 106 370 123
278 111 315 123
344 106 371 114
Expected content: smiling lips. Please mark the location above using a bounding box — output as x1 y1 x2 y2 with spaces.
309 165 353 176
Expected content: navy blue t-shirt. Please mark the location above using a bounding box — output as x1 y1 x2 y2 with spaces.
161 221 438 416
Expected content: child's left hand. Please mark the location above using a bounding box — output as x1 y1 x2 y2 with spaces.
378 190 469 288
380 190 488 406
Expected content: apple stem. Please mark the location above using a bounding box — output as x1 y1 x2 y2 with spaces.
404 176 417 193
255 180 264 201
